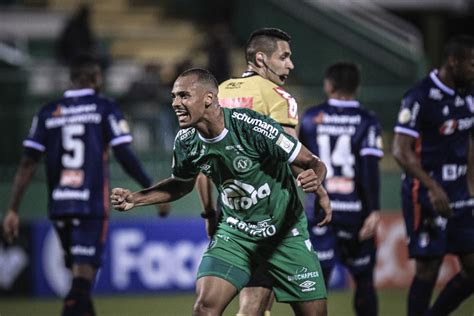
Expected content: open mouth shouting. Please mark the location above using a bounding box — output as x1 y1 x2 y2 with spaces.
174 107 190 124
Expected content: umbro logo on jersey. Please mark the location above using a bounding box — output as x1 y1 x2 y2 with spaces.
299 280 316 290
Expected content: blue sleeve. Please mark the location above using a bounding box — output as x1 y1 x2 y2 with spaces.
23 113 47 153
394 91 423 138
360 155 380 213
113 143 152 188
105 101 133 146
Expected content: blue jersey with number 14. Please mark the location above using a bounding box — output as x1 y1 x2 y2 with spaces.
299 99 383 226
23 89 132 219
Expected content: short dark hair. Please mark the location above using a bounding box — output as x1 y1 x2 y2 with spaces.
441 34 474 64
178 68 218 90
69 53 101 82
245 28 291 64
324 62 361 95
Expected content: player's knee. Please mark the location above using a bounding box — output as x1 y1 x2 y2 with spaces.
193 296 218 315
238 298 265 314
239 287 271 313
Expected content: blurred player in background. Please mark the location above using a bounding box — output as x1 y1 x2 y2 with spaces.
299 62 383 316
111 68 331 316
2 54 164 316
196 27 331 315
392 34 474 316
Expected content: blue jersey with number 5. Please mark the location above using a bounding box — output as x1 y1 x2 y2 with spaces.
23 89 132 218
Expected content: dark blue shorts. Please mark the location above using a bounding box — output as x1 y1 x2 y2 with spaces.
309 223 376 276
53 217 108 268
402 193 474 258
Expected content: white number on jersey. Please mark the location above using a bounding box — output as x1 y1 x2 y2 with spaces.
62 124 85 168
317 134 355 178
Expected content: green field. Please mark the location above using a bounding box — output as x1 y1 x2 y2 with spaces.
1 289 473 316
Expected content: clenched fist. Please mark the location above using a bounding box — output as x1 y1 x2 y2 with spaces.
296 169 322 193
111 188 135 212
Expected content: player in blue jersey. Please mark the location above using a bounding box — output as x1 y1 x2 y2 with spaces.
392 35 474 316
2 54 161 316
299 62 383 316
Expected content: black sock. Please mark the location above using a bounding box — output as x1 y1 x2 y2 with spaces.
353 271 378 316
322 267 333 288
408 276 436 316
428 273 474 316
61 277 96 316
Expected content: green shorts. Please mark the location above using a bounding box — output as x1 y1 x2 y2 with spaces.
197 228 327 302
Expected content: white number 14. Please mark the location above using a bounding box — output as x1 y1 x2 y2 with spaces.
317 134 355 178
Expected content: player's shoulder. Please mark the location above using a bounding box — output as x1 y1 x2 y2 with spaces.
92 93 119 109
403 74 435 104
227 107 281 128
227 107 282 139
355 103 379 120
228 107 274 121
360 108 382 128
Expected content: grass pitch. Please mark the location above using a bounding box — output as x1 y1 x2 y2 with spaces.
1 288 473 316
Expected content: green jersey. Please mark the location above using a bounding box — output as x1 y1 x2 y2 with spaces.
172 107 307 241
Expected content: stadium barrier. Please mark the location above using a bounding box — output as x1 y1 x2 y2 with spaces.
0 214 460 297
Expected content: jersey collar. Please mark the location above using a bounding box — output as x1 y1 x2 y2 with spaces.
64 88 96 98
198 128 229 143
429 70 455 96
328 98 360 108
242 71 258 78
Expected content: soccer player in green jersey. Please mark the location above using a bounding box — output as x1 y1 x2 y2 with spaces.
111 68 331 316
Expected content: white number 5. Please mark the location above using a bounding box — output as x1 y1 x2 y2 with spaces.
62 124 85 168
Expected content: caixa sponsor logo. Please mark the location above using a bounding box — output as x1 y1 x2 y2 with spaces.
111 229 208 290
221 180 271 210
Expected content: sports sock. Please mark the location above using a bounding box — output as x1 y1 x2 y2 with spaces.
427 273 474 316
408 276 436 316
61 277 96 316
353 271 378 316
322 267 333 288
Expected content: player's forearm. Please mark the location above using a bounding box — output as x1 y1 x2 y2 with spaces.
393 150 438 189
309 157 327 183
131 177 194 207
195 173 215 212
8 156 39 213
393 134 439 190
361 156 381 212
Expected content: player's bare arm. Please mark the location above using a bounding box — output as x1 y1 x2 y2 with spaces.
392 133 452 217
195 173 219 238
291 145 327 188
3 156 39 243
111 177 196 212
291 144 332 225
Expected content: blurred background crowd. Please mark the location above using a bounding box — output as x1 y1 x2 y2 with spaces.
0 0 472 220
